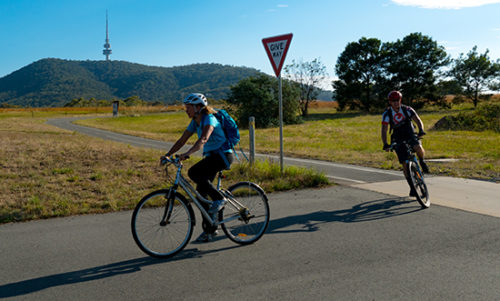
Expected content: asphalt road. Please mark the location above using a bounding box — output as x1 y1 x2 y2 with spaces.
1 186 499 300
0 116 497 300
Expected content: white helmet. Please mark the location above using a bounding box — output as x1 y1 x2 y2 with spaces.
183 93 207 106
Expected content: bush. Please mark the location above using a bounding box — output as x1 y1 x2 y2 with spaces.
432 102 500 132
226 75 301 128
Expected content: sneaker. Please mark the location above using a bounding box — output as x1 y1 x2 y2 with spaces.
194 230 218 243
420 160 429 174
209 199 226 214
409 189 418 197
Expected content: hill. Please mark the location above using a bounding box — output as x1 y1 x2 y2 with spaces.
0 58 262 107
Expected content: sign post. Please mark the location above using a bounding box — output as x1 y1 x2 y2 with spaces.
112 100 119 117
262 33 293 173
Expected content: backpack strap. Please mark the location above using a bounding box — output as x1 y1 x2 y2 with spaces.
386 105 412 133
400 105 411 121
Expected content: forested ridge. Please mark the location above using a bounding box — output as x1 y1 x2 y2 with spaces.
0 58 262 107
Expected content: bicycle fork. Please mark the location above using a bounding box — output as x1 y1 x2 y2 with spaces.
160 186 177 226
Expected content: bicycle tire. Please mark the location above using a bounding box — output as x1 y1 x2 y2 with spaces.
131 189 195 258
408 161 431 208
220 182 270 245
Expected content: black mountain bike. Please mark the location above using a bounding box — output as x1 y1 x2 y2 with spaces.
389 140 431 208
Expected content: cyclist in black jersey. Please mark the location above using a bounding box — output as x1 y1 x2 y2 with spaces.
381 90 430 196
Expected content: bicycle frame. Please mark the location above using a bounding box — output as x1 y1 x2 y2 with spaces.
391 140 424 175
165 157 246 227
389 139 428 195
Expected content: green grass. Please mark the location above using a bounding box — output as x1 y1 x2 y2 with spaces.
227 160 329 192
77 104 500 181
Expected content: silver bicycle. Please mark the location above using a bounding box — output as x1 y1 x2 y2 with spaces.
131 156 270 258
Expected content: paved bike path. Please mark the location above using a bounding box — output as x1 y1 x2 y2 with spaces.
46 117 500 218
1 186 499 300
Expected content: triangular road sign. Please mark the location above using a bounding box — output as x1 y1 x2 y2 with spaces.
262 33 293 77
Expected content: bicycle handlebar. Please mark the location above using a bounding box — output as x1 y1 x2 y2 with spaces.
386 134 424 152
160 154 190 166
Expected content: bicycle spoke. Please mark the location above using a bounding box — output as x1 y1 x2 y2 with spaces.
221 182 270 245
132 191 193 258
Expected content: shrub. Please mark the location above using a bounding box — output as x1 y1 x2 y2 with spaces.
432 102 500 132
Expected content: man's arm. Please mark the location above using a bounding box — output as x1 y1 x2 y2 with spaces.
411 114 425 135
381 123 390 150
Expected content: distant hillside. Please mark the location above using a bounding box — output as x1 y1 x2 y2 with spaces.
0 58 262 107
316 90 335 101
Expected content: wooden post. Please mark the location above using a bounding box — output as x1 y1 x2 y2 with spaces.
249 116 255 165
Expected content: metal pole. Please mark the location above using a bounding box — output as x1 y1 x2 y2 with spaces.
249 116 255 165
278 75 284 173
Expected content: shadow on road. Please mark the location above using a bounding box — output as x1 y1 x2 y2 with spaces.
0 245 239 298
269 197 421 234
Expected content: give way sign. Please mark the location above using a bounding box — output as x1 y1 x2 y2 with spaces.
262 33 293 77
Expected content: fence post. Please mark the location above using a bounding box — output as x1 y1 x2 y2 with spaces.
249 116 255 165
112 100 119 117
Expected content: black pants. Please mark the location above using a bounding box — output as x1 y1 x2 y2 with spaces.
188 152 234 233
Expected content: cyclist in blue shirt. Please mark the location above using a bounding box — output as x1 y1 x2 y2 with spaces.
163 93 234 242
381 90 429 197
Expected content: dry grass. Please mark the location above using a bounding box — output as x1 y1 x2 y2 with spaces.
0 112 328 224
0 117 168 223
0 105 182 118
308 100 338 109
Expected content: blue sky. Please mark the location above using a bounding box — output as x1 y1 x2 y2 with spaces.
1 0 499 89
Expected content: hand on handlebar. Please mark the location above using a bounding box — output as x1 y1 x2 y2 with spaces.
178 153 190 161
383 143 391 152
418 130 426 138
160 155 170 165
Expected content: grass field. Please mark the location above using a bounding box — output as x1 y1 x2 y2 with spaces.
0 111 328 224
2 101 498 224
76 101 500 182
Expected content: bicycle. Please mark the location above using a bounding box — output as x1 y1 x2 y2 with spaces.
131 155 270 258
389 139 431 209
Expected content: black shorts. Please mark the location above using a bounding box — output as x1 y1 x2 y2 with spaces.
392 135 421 164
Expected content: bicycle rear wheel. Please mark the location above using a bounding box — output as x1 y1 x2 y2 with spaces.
131 190 195 258
220 182 270 245
408 161 431 208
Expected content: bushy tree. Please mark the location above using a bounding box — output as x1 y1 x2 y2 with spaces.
333 37 383 111
449 46 500 107
284 58 327 117
226 75 301 128
381 33 449 109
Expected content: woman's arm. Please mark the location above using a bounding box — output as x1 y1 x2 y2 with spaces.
165 130 194 156
179 124 214 159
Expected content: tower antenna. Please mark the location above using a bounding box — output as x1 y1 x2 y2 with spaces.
103 10 112 61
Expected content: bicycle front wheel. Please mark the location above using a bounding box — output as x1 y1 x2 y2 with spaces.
131 190 195 258
220 182 270 245
408 161 431 208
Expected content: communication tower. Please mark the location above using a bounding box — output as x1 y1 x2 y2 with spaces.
103 10 112 61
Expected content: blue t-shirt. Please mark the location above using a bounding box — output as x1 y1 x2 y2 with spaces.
186 114 232 155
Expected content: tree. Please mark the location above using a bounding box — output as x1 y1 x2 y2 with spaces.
333 37 383 111
284 58 327 117
226 75 301 128
449 46 500 107
381 33 449 109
